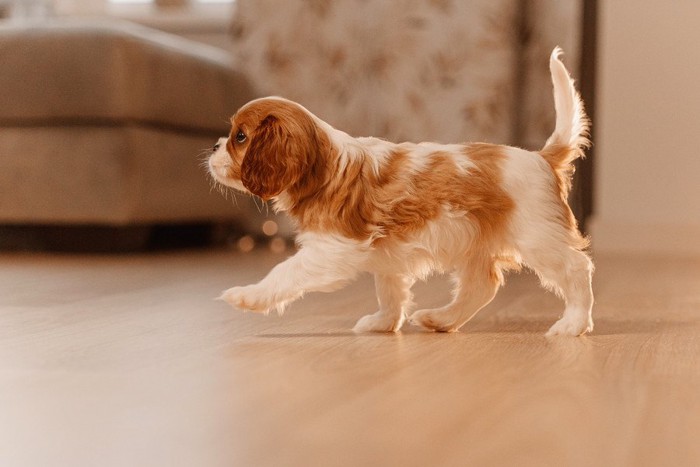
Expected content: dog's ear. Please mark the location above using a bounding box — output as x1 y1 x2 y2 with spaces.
241 114 317 200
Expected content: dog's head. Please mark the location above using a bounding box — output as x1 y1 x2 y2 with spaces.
208 97 328 201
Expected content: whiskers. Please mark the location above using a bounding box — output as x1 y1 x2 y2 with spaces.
211 178 239 207
197 146 270 214
199 148 240 208
251 196 270 215
197 149 213 170
217 180 242 207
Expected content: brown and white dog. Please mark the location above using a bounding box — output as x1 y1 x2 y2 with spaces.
208 48 593 336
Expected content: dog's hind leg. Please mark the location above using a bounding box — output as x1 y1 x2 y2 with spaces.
513 213 594 336
520 240 594 336
409 254 503 332
353 274 415 333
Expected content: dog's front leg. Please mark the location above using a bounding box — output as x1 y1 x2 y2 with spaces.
219 234 368 315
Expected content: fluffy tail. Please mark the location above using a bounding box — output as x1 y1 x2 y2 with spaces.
540 47 590 199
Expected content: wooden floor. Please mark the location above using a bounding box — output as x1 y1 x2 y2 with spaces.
1 247 699 467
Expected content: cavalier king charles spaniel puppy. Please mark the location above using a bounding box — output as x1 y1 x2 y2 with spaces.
208 48 594 336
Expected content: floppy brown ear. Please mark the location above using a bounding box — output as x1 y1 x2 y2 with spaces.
241 115 314 200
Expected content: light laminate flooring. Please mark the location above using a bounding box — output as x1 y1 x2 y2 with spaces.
1 248 699 467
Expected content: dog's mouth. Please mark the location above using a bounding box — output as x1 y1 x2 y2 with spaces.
208 162 248 194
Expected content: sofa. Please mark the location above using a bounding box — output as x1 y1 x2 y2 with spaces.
0 19 264 250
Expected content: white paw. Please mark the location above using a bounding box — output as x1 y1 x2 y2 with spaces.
218 285 283 315
408 308 459 332
546 315 594 337
353 311 404 333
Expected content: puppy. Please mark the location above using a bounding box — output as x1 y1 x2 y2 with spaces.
208 48 593 336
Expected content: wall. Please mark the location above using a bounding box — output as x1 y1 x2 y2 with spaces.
591 1 700 256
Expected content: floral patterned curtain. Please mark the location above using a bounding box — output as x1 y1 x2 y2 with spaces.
231 0 581 149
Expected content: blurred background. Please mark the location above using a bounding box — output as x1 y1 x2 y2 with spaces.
0 0 698 257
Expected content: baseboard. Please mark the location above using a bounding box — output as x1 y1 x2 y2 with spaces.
588 218 700 257
0 223 232 253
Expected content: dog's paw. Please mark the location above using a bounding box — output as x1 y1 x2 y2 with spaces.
218 285 276 314
408 308 459 332
546 315 594 337
353 311 404 333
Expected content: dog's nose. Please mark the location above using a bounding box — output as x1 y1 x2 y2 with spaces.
212 142 221 152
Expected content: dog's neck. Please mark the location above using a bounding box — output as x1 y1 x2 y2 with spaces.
271 130 381 241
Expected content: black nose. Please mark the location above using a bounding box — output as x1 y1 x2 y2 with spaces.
212 142 221 152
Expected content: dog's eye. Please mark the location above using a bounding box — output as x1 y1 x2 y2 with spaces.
235 131 247 144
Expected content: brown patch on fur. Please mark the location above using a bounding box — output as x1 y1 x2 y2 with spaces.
539 143 578 199
539 143 590 251
456 144 515 243
289 142 514 250
288 150 386 240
